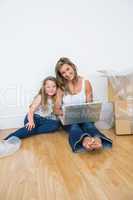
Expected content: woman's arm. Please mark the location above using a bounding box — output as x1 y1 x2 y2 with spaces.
26 95 41 130
54 88 64 116
85 80 93 102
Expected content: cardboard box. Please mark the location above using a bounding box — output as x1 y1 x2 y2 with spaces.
107 75 133 135
114 100 133 135
108 79 120 102
108 76 133 102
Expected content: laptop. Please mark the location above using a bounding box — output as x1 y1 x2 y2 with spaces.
59 101 102 125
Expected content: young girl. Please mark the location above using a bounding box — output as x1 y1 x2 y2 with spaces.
0 76 60 156
54 57 112 153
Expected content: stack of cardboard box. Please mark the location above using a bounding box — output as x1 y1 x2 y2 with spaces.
108 77 133 135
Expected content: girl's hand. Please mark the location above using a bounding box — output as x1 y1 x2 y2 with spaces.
25 121 35 131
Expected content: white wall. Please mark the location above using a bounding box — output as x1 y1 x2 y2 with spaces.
0 0 132 129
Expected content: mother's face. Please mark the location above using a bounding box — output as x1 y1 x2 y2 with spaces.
59 64 75 81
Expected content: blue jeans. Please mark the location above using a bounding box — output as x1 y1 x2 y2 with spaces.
5 114 60 140
63 122 112 152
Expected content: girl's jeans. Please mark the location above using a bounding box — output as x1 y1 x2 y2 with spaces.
5 114 60 140
63 122 112 152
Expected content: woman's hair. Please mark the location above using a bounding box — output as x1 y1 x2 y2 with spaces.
55 57 78 93
37 76 58 110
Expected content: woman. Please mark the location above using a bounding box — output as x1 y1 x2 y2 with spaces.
54 57 112 153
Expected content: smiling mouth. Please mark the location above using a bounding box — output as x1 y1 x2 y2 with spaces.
48 92 55 96
66 74 73 79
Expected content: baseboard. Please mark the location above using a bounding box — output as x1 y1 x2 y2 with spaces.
0 115 24 129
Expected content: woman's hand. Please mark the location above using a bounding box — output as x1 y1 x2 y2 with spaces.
25 120 35 131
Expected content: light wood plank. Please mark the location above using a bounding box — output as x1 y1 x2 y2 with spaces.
0 129 133 200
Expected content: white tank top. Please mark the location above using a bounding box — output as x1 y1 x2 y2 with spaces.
35 98 57 120
63 79 86 105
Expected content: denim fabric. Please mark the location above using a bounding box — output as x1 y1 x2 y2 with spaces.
5 114 60 140
63 121 112 152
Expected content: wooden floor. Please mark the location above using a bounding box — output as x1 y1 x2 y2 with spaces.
0 128 133 200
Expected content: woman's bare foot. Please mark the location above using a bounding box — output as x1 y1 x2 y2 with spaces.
82 136 102 151
90 137 102 150
82 136 95 151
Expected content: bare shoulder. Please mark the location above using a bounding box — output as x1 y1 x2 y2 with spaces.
85 79 92 93
32 94 41 105
80 76 90 84
85 79 92 87
85 79 93 102
34 94 41 101
29 94 41 110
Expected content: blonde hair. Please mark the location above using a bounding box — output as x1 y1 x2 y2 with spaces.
55 57 78 93
35 76 58 110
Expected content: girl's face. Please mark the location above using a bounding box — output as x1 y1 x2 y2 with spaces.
59 64 75 81
44 80 57 96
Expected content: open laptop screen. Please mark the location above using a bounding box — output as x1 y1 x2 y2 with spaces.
59 102 102 125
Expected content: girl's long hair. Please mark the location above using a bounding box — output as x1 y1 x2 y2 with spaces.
36 76 58 110
55 57 78 93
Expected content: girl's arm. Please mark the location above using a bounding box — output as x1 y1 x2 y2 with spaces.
85 80 93 102
26 95 41 130
54 88 64 116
